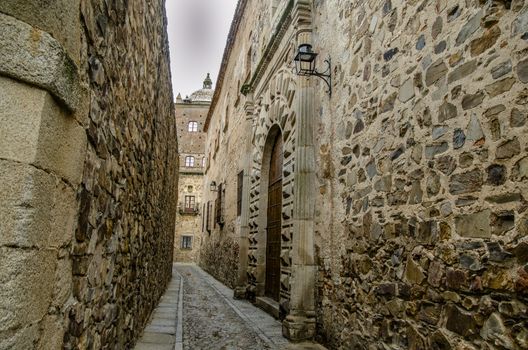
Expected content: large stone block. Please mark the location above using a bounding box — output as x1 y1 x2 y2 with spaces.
0 76 86 185
0 247 57 333
0 14 82 112
0 0 81 63
0 159 77 248
455 210 491 238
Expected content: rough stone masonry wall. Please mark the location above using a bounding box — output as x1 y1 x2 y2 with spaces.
313 0 528 348
63 0 178 348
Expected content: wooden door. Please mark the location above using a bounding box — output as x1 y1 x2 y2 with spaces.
265 133 282 301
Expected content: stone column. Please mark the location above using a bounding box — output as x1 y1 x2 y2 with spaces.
282 26 317 341
234 94 255 299
0 2 87 348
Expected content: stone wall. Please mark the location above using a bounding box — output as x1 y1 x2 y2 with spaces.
313 0 528 348
204 0 527 347
0 0 177 348
65 0 177 348
0 2 86 348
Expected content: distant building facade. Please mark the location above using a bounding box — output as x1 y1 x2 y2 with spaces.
202 0 528 348
173 75 213 262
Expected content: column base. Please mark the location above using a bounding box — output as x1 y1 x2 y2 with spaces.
233 286 247 300
282 315 316 341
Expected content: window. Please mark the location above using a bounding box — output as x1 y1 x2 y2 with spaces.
215 183 224 227
184 196 196 209
246 46 252 77
206 201 211 232
202 157 206 167
237 171 244 216
188 121 198 132
181 236 192 249
223 104 229 132
185 156 195 167
202 203 206 232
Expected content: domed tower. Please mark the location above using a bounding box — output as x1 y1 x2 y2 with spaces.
188 73 214 103
173 74 214 263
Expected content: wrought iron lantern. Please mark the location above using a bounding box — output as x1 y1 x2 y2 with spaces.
209 181 218 192
293 44 332 96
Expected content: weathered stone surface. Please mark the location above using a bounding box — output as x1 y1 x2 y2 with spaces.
432 16 442 39
510 108 526 127
416 35 426 50
399 78 415 102
432 126 448 140
426 142 448 159
481 313 515 349
438 101 457 122
405 257 425 284
434 41 446 54
437 155 457 175
491 60 512 80
449 169 483 194
517 58 528 83
383 48 399 61
496 138 521 159
487 164 506 185
470 26 501 56
426 59 448 86
448 60 477 83
485 77 516 98
0 13 82 112
455 210 491 238
512 7 528 37
380 92 397 113
455 10 483 46
466 114 484 143
462 91 485 110
453 129 466 149
446 304 478 336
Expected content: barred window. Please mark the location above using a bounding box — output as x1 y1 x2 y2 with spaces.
215 183 224 227
181 236 192 249
188 121 198 132
237 171 243 216
185 156 195 167
184 196 195 209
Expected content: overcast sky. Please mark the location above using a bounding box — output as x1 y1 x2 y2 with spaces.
165 0 238 99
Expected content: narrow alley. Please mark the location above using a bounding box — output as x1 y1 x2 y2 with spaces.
135 264 326 350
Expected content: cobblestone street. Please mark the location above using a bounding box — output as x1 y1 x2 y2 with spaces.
135 264 325 350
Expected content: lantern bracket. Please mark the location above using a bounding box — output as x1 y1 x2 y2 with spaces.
293 44 332 97
304 57 331 97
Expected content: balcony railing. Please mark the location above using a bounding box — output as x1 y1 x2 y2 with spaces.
178 204 200 215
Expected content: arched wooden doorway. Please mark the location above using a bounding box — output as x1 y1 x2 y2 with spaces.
265 130 282 301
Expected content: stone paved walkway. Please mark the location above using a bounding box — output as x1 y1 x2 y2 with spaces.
135 263 326 350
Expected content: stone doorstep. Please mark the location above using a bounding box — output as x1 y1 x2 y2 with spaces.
255 296 280 319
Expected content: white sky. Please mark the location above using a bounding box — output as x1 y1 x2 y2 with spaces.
165 0 238 99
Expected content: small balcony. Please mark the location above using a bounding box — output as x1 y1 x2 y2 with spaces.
178 204 200 215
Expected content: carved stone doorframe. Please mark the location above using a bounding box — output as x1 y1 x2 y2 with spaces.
282 0 317 341
234 94 255 300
